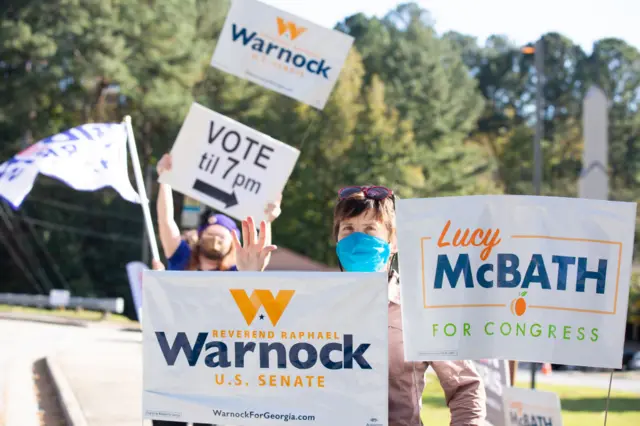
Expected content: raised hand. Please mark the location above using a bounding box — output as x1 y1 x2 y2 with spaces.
156 153 172 175
232 216 277 271
264 193 283 223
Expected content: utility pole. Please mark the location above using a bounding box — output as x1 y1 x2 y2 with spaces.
531 37 545 390
579 86 609 200
533 37 544 196
522 36 545 389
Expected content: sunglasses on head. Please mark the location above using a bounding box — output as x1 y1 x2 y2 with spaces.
338 186 394 201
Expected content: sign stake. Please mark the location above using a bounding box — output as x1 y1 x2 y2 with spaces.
603 370 614 425
124 116 161 262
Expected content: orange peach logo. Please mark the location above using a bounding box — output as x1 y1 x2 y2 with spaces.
510 291 527 316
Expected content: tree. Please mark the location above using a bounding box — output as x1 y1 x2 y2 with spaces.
586 39 640 200
345 75 423 197
269 50 366 265
268 51 424 265
338 3 488 196
3 1 640 315
0 0 224 316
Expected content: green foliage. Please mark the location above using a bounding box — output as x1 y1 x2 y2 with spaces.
339 5 488 196
630 273 640 324
1 1 639 319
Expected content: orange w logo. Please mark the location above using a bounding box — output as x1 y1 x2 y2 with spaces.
230 289 295 326
276 17 307 40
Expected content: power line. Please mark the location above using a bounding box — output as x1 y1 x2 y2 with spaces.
0 212 45 294
17 207 71 290
20 216 141 244
0 204 54 292
0 231 44 293
26 197 144 223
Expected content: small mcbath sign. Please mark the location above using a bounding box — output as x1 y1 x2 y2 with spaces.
502 387 563 426
159 102 299 223
396 195 636 368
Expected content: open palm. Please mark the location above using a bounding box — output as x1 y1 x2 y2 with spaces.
233 216 277 271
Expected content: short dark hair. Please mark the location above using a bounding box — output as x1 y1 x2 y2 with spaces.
332 190 396 241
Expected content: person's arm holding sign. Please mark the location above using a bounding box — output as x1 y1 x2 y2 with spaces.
157 152 283 272
262 193 282 263
155 154 186 262
429 360 486 425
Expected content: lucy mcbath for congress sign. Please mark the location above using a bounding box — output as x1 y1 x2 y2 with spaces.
142 271 388 426
395 195 637 368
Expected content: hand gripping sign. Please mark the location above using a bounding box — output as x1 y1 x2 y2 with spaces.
159 103 299 223
142 271 388 426
211 0 354 110
396 195 636 369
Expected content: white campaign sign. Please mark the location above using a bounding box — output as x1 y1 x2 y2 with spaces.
473 359 510 426
159 103 299 223
502 387 562 426
396 195 636 368
142 271 389 426
211 0 354 110
125 261 147 322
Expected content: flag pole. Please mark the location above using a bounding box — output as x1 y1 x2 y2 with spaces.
123 116 161 262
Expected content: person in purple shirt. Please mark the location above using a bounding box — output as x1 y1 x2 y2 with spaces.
152 155 281 426
155 153 281 273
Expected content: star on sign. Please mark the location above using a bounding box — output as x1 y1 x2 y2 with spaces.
259 314 265 320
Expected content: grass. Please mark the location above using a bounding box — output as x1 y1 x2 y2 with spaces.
421 375 640 425
0 304 134 323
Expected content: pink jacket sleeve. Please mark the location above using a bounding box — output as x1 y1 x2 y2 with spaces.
429 360 487 426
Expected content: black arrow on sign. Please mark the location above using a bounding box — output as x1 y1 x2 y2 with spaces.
192 179 239 208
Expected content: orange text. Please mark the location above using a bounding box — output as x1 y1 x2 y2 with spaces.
437 220 502 260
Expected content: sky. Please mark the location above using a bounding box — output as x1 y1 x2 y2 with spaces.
260 0 639 53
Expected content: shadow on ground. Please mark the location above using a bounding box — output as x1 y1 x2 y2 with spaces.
119 327 142 333
422 390 640 414
33 358 67 426
561 396 640 413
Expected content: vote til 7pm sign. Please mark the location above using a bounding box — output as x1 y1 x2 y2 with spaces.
159 102 300 224
396 195 636 368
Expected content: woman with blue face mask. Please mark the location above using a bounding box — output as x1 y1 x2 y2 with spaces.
235 185 487 426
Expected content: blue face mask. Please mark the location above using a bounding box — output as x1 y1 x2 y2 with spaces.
336 232 391 272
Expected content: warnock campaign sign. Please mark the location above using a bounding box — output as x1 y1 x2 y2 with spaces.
396 195 637 368
211 0 354 110
473 359 510 426
159 102 299 224
502 387 562 426
142 271 389 426
0 123 139 208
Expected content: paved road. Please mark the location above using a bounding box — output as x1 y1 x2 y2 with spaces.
1 317 637 426
0 317 151 426
53 323 149 426
0 317 90 425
